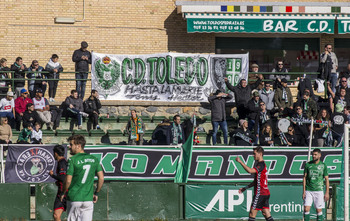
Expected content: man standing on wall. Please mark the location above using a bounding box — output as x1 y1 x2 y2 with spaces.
320 44 338 93
72 41 91 99
235 146 275 221
303 148 329 221
61 135 104 221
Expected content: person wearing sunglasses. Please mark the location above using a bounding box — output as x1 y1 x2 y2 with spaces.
291 105 309 146
270 60 289 89
254 101 272 140
284 126 298 146
320 44 338 93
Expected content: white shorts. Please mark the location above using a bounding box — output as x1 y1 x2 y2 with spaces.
304 191 325 209
67 201 94 221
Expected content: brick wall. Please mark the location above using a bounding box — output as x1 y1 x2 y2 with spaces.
0 0 344 102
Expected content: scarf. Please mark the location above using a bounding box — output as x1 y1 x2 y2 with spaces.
260 111 269 124
304 98 309 110
48 59 60 68
172 122 183 145
130 116 143 140
262 88 271 95
282 88 288 103
235 132 253 145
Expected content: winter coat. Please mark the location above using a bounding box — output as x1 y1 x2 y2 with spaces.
27 65 46 91
15 97 33 114
208 93 233 122
45 59 63 80
259 89 275 111
83 96 102 114
0 67 11 92
151 122 172 145
301 98 318 119
64 95 84 112
11 63 27 87
231 127 255 146
72 49 91 72
274 87 293 109
247 98 261 120
23 110 42 127
225 78 261 107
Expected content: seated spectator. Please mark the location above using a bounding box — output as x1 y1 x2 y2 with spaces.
84 90 102 130
208 89 232 145
14 89 33 131
331 103 348 147
0 117 12 144
31 122 42 144
0 91 15 128
331 88 349 113
0 58 11 99
291 105 309 146
170 114 186 145
274 78 293 117
45 54 63 102
259 82 275 114
50 105 63 130
315 109 331 147
125 110 145 145
270 60 289 88
23 103 42 127
64 90 88 130
32 88 52 130
231 119 254 146
27 60 47 98
11 57 27 98
247 91 261 131
151 118 171 145
254 101 272 137
17 123 32 144
300 91 318 119
285 126 298 146
259 124 274 146
225 75 262 119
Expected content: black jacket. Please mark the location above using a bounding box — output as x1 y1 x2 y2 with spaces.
45 60 63 79
254 111 272 135
231 127 255 146
11 63 27 87
84 96 102 114
226 78 261 107
208 93 233 122
152 122 172 145
285 133 299 146
247 98 261 120
23 110 42 126
72 49 91 72
259 132 273 146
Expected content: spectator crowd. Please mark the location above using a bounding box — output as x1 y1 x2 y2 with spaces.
0 42 348 147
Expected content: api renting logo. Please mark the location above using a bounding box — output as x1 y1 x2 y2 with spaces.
16 147 55 183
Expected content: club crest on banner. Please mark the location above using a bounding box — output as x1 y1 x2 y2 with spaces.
94 56 121 99
15 147 55 183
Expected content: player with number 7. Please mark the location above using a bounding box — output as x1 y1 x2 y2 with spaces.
60 135 104 221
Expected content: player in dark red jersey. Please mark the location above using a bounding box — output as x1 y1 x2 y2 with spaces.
49 145 67 221
235 146 274 221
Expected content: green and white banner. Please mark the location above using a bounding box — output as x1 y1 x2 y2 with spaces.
91 52 248 101
186 13 335 34
83 146 342 182
186 184 323 219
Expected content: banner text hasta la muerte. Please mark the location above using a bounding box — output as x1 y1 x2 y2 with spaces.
91 52 249 101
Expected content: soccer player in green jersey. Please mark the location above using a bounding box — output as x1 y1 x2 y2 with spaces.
303 148 329 221
60 135 104 221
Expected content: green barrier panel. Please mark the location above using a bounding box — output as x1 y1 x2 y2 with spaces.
36 183 108 220
0 183 30 219
108 182 180 220
186 184 326 220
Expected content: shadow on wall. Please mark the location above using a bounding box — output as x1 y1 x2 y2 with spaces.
164 9 215 53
